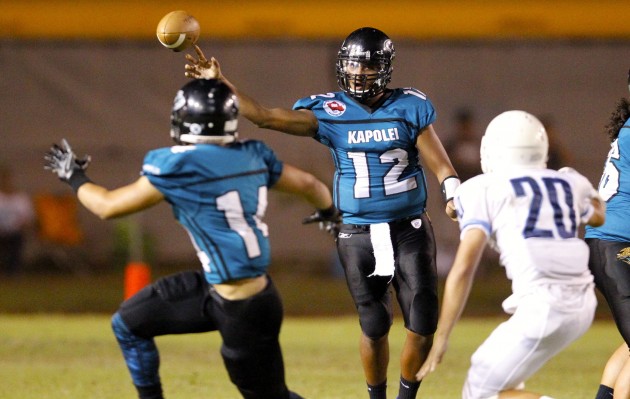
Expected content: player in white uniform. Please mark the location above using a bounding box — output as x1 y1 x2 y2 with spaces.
416 110 606 399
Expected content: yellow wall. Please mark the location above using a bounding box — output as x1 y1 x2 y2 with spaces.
2 1 629 40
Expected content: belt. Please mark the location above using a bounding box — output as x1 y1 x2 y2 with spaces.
344 213 425 231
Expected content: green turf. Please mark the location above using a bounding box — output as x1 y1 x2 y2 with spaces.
0 266 619 398
0 314 621 399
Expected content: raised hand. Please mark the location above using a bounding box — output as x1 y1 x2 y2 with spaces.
184 45 222 80
44 138 92 191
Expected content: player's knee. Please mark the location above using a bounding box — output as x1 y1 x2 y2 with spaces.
111 311 152 345
111 312 161 387
406 329 434 350
111 312 132 341
406 292 438 335
357 300 392 339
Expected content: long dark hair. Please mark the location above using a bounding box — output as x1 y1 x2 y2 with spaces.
606 97 630 142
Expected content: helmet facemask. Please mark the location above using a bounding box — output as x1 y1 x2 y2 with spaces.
336 27 395 102
336 58 392 101
170 115 238 145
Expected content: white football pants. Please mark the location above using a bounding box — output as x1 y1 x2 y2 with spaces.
462 284 596 399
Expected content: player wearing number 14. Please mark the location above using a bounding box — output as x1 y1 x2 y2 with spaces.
44 79 334 399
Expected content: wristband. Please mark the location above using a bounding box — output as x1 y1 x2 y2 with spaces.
68 170 92 192
441 175 461 202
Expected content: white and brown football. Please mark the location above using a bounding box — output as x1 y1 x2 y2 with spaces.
156 10 200 52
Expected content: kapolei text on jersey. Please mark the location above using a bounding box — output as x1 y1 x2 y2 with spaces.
348 127 400 144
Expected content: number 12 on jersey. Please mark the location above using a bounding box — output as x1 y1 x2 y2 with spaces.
348 149 417 198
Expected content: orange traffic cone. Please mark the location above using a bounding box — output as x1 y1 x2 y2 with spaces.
124 261 151 299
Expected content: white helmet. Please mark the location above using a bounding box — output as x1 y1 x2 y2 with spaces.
480 110 548 173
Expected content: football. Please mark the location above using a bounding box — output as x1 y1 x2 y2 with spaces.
156 10 200 52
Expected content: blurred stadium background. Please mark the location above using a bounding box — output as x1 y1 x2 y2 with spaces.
2 1 630 313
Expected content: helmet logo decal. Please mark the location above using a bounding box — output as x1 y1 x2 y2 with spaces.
383 40 394 54
323 100 347 117
173 90 186 110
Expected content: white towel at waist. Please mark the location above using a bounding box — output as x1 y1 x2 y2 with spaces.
368 222 395 278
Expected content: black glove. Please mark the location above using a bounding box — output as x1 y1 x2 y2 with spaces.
44 138 92 192
302 205 341 237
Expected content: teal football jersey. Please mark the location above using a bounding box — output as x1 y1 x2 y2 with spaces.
142 140 283 284
293 89 436 224
586 122 630 242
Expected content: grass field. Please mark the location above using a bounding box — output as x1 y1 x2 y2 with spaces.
0 267 621 398
0 314 621 399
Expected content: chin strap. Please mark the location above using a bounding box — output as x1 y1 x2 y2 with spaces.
441 175 461 202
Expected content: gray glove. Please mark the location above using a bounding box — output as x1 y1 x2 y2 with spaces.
44 138 92 191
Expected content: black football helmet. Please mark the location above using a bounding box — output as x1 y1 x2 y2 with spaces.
170 79 239 145
336 27 395 102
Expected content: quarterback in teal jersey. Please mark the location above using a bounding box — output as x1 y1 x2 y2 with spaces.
293 88 435 224
44 79 336 399
585 72 630 399
185 27 459 399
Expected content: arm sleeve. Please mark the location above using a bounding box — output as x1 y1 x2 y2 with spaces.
573 171 598 224
402 88 436 141
252 141 284 187
455 179 492 239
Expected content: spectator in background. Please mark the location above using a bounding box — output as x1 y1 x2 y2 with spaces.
0 164 35 275
538 115 574 170
443 108 496 276
444 108 482 182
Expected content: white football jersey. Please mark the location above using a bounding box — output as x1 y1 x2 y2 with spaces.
455 168 597 311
